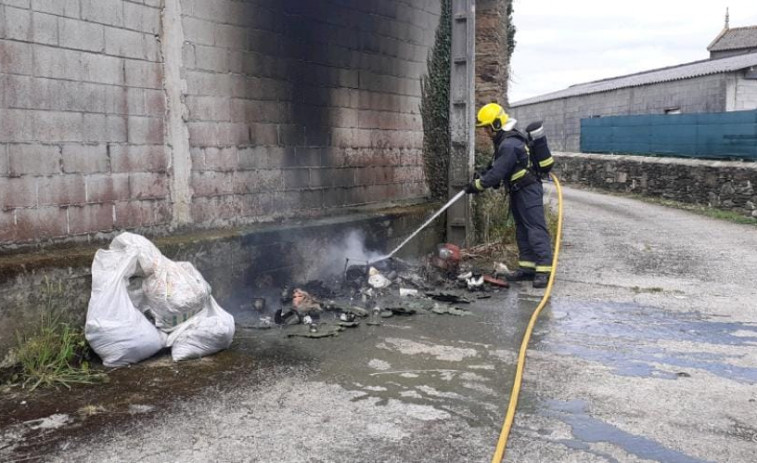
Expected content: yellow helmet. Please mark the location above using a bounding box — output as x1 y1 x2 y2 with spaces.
476 103 508 130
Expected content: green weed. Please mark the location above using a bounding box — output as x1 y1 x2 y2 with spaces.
584 187 757 226
471 189 560 269
9 279 107 391
638 195 757 225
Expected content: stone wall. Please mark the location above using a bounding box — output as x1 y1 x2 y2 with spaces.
0 0 442 249
555 152 757 219
474 0 508 107
474 0 509 154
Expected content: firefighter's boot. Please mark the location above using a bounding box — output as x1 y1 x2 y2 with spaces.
532 273 549 289
505 268 535 282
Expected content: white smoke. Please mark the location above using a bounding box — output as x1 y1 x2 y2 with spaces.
311 230 385 278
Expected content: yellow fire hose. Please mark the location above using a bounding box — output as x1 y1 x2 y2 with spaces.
491 172 564 463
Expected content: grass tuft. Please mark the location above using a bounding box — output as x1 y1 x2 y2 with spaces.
471 190 560 269
7 279 107 391
578 185 757 226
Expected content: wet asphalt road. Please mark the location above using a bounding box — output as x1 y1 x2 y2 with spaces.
3 185 757 462
504 186 757 463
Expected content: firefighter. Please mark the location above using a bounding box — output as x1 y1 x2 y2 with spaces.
464 103 553 289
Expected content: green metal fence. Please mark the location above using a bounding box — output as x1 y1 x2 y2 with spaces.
580 109 757 160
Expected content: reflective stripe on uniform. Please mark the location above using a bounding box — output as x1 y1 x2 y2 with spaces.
524 146 533 169
535 265 552 273
518 261 535 269
539 157 554 168
510 169 528 182
474 178 485 191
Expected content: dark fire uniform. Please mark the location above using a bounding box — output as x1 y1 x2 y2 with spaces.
474 130 553 276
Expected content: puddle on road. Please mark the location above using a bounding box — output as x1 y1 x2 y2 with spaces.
533 300 757 382
288 290 537 430
542 399 714 463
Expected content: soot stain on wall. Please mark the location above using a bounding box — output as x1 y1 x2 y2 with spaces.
276 1 345 163
241 0 413 167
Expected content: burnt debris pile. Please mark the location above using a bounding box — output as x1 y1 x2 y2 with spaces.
238 244 511 338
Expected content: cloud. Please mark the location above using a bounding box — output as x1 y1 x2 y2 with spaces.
508 0 757 103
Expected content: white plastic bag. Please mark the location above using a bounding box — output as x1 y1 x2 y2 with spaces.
109 232 162 274
85 247 166 367
166 297 235 361
111 233 212 330
141 260 212 330
87 232 235 365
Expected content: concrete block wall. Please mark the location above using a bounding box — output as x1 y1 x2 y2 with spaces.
510 73 731 152
729 74 757 110
179 0 439 227
0 0 442 248
0 0 169 245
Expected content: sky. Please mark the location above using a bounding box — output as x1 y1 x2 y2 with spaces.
508 0 757 103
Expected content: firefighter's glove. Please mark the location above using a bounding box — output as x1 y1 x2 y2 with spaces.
464 179 485 195
473 162 492 181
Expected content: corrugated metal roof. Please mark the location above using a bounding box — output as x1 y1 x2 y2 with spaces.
511 52 757 107
708 26 757 51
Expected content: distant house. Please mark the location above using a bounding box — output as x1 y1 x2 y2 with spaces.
509 16 757 152
708 24 757 58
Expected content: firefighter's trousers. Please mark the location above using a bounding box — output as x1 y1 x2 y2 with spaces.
510 181 553 274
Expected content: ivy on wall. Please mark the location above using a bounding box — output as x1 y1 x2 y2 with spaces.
505 0 516 70
420 0 451 200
